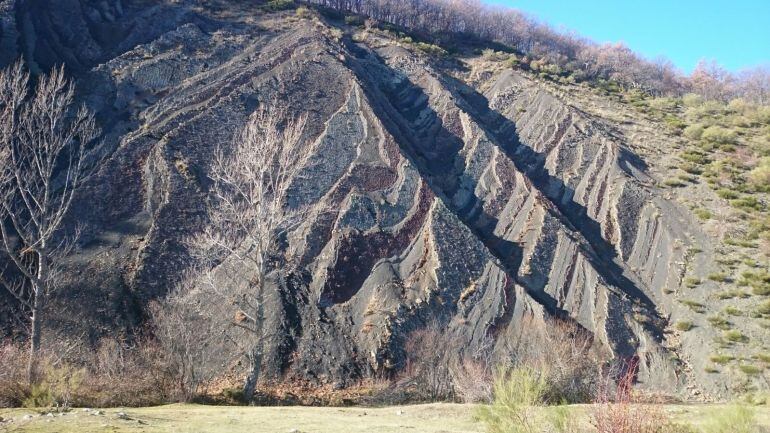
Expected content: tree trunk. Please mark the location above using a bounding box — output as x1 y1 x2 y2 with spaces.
243 265 268 402
27 251 46 385
243 350 262 402
27 284 43 384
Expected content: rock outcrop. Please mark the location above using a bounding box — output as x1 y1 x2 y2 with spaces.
0 1 754 399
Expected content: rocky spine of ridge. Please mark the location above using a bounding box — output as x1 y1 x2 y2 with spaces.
0 1 750 400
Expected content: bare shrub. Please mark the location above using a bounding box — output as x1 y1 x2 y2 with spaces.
82 337 176 407
509 318 599 403
400 322 455 401
149 283 222 402
450 355 494 403
591 359 670 433
450 337 494 403
0 341 28 407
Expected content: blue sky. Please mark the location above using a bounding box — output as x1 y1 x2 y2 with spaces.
487 0 770 74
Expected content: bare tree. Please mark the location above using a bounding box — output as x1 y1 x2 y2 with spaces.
191 100 311 400
0 61 99 383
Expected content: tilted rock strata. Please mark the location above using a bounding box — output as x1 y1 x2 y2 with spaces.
0 2 747 398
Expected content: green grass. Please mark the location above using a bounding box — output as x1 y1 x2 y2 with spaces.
684 277 702 288
709 354 735 365
715 289 750 299
674 320 694 331
757 300 770 315
723 329 749 343
738 364 763 375
1 403 769 433
701 405 760 433
694 208 713 220
663 178 686 188
0 404 483 433
707 315 732 330
680 299 706 313
707 272 729 282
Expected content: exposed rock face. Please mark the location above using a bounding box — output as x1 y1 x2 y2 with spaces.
0 1 752 399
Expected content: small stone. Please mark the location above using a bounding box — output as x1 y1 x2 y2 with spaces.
116 412 131 420
23 415 34 420
396 410 404 416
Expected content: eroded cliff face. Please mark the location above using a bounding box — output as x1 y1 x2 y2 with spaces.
0 1 750 399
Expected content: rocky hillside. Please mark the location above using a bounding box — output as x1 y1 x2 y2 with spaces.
1 0 767 400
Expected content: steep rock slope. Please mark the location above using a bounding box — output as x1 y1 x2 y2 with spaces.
1 1 757 399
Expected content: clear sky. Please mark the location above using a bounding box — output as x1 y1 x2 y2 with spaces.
486 0 770 74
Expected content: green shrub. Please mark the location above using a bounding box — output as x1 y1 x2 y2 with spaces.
674 320 693 331
707 272 728 282
757 300 770 315
682 93 704 107
751 106 770 124
23 384 53 408
749 157 770 189
723 329 748 343
709 354 734 365
683 124 705 140
694 208 712 220
222 387 246 403
730 196 764 212
723 306 743 316
649 97 678 111
344 14 365 26
681 150 710 164
295 6 312 18
716 188 740 199
262 0 294 11
707 315 731 330
738 364 762 375
663 178 686 187
665 117 687 132
684 277 701 288
475 367 548 433
681 163 703 174
680 299 705 312
715 289 750 299
702 126 738 145
545 406 578 433
738 270 770 295
414 42 447 57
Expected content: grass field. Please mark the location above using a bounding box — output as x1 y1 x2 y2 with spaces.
1 403 769 433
